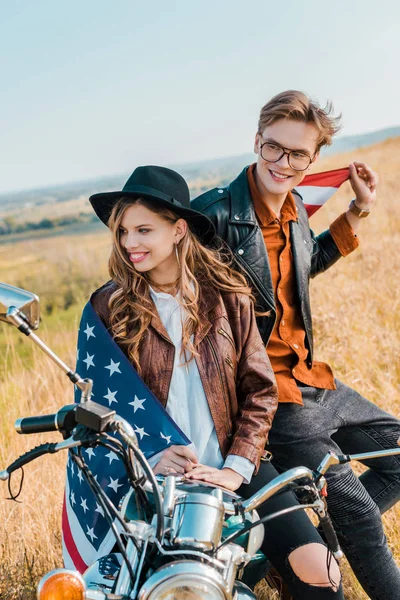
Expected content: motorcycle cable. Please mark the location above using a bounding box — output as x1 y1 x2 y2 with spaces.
6 468 25 502
100 434 153 521
127 445 164 543
218 493 340 588
73 444 143 557
113 422 164 545
75 441 156 567
215 502 320 551
72 448 138 586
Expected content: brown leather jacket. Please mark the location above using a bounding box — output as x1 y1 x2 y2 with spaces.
91 281 278 472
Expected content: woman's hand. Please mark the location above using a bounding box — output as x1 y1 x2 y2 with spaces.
185 465 244 491
153 445 198 476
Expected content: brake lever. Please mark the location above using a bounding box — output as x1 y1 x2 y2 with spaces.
0 431 94 481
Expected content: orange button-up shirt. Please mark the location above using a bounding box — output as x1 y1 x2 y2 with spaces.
247 164 359 405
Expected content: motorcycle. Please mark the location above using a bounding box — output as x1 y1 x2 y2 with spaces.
1 282 400 600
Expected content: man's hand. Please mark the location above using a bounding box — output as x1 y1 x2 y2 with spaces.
153 445 198 476
185 465 244 491
349 161 378 209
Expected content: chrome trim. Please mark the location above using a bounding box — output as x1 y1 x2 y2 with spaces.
240 466 314 513
137 561 229 600
14 418 23 433
170 492 224 550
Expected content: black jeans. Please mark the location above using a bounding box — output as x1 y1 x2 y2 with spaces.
267 379 400 600
239 460 344 599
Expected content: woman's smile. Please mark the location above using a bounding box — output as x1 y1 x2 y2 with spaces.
128 251 150 264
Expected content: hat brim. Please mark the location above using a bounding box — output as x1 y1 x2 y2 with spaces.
89 189 216 245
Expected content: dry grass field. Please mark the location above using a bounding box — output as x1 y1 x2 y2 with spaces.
0 138 399 599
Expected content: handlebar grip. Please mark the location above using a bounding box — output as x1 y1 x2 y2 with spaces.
5 443 57 475
15 414 58 434
319 514 343 560
15 405 77 435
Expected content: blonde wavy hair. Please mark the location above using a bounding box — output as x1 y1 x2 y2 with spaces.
107 197 254 373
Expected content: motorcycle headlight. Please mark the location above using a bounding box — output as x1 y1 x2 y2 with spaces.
37 569 85 600
138 561 227 600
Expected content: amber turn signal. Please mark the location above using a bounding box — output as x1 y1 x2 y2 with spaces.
37 569 85 600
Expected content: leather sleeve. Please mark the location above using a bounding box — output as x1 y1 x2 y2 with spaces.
90 281 117 330
227 294 278 473
309 228 342 277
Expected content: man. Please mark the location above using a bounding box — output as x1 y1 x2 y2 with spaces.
192 90 400 599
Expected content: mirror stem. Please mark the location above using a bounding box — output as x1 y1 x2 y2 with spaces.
6 307 92 400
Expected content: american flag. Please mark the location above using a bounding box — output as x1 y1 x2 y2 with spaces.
297 167 350 217
62 300 190 573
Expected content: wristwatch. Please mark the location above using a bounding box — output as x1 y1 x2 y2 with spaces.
348 199 370 218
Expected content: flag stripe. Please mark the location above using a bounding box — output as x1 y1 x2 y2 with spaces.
298 167 349 188
61 536 74 571
295 167 350 217
303 204 321 218
62 493 88 573
297 185 339 207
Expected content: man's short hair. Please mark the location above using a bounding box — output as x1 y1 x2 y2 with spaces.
258 90 341 150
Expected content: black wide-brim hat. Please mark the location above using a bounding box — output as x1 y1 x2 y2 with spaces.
89 165 216 245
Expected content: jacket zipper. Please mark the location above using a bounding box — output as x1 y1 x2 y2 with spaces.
225 356 234 370
234 254 277 342
206 335 232 438
218 328 236 350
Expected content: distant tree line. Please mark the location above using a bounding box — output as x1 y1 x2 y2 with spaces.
0 212 98 235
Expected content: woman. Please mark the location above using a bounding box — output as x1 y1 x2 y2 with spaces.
89 165 343 599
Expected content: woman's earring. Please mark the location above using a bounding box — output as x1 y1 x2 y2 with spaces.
175 242 180 267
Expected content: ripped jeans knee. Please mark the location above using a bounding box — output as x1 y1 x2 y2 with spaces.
288 542 341 592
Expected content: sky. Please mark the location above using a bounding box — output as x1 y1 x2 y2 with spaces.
0 0 399 193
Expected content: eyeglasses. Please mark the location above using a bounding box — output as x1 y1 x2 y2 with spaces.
259 139 314 171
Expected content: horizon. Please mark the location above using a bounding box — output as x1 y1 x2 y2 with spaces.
1 123 399 197
1 1 399 194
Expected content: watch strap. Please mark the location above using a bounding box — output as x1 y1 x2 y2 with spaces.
348 199 370 218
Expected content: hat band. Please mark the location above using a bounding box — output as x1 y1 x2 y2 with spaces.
121 184 183 207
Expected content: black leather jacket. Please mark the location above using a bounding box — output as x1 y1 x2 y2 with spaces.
192 166 343 366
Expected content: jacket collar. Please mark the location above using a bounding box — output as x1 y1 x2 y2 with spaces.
195 282 220 346
228 167 258 224
228 165 302 224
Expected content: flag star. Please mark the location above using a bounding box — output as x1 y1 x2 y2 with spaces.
77 469 84 484
105 450 118 465
95 502 105 517
70 491 76 507
108 477 123 493
86 525 98 543
160 432 172 444
104 359 121 376
83 352 95 370
84 323 96 340
80 497 89 513
133 425 150 440
70 461 75 477
129 395 146 413
85 447 96 460
93 474 99 484
104 388 118 406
